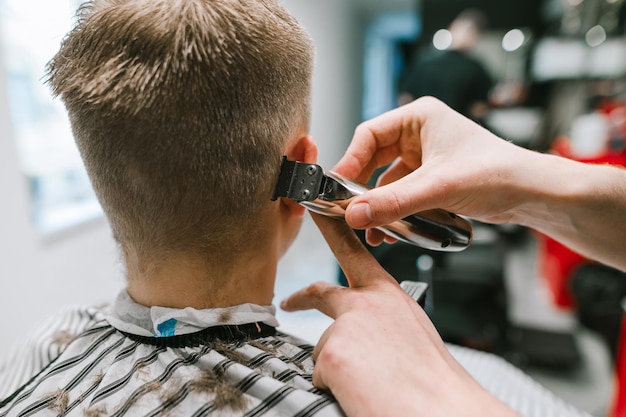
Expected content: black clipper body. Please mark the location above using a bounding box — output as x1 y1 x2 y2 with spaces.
272 157 473 252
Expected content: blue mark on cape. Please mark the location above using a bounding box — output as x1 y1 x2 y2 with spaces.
155 318 177 337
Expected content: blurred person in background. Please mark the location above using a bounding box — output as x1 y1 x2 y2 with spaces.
398 9 494 123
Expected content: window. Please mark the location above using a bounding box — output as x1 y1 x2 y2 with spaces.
362 12 420 121
0 0 101 234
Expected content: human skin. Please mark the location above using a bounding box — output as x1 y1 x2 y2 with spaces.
281 214 521 417
333 96 626 272
282 97 626 416
126 133 318 309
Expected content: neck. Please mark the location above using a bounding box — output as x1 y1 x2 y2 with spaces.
125 247 279 310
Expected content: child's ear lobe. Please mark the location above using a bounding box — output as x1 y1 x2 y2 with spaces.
284 135 317 164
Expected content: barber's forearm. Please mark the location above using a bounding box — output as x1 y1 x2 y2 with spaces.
513 152 626 272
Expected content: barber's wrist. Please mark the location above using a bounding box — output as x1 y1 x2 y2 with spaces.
512 151 618 236
508 151 580 229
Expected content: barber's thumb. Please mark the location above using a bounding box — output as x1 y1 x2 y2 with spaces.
345 179 427 229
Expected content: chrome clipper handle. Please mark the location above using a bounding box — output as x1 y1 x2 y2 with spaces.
272 157 473 252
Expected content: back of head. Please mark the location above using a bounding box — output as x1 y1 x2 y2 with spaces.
47 0 314 265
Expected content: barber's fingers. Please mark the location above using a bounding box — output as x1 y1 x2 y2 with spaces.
344 168 440 230
364 228 397 247
280 213 398 316
333 104 423 184
376 158 415 187
311 323 338 389
343 160 412 246
280 281 347 318
310 213 397 288
361 159 427 241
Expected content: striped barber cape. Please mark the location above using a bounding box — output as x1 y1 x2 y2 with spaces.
0 293 344 417
0 291 596 417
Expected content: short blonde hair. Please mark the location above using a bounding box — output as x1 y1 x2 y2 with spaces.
47 0 314 262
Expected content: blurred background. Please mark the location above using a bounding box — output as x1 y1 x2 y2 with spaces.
2 0 626 415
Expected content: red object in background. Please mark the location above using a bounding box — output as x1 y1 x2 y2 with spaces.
550 136 626 166
535 232 587 308
553 103 626 417
537 135 626 309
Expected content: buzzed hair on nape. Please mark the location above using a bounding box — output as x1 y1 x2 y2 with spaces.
47 0 314 263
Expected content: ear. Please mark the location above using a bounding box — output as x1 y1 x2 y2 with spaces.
284 134 317 164
280 135 318 216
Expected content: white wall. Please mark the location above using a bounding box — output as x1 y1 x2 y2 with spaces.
0 1 365 357
283 0 363 167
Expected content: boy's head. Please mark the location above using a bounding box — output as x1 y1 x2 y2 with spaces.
47 0 315 268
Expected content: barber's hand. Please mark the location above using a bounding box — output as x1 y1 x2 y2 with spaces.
281 213 519 417
333 97 534 245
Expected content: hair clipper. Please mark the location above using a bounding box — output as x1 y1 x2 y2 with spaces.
272 157 473 251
